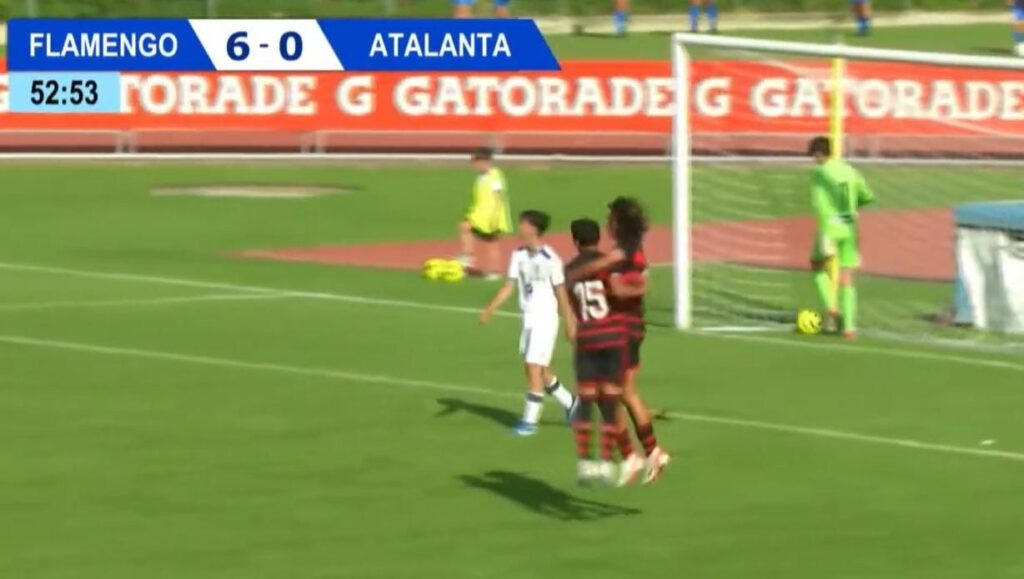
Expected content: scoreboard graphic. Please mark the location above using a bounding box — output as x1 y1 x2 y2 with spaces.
5 18 560 114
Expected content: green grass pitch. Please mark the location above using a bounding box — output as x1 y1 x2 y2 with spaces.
1 161 1023 578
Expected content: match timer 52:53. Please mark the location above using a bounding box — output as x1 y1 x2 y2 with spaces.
8 72 122 113
31 78 98 106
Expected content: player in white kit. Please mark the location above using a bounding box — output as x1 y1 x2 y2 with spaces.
480 210 578 436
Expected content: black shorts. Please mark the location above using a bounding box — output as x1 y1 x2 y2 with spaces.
471 228 500 242
627 337 643 369
574 345 627 384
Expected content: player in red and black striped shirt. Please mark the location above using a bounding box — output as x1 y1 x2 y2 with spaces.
566 197 669 485
564 218 644 486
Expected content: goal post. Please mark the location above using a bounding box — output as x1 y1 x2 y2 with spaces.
669 33 1024 344
671 36 692 330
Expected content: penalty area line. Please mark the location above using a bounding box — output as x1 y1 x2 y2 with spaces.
669 411 1024 464
696 330 1024 373
697 325 787 334
0 260 519 319
0 293 289 312
0 332 1023 465
0 260 1019 371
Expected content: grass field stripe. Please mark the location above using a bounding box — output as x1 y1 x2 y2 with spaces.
670 412 1024 463
697 331 1024 373
2 332 1024 466
0 261 1018 371
0 261 519 319
0 293 287 312
0 334 512 399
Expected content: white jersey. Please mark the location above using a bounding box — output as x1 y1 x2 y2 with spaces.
507 244 564 324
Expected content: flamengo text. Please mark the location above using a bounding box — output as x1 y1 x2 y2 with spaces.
29 32 178 58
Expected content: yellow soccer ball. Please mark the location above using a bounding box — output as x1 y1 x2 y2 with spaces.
796 309 823 335
439 260 465 283
423 258 444 281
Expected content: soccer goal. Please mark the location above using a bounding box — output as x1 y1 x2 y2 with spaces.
669 34 1024 347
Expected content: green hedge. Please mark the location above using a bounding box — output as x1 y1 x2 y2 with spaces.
0 0 1007 19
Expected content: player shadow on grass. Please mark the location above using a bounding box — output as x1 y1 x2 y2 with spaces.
435 397 522 428
459 471 641 522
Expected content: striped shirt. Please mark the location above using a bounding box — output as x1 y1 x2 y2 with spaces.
609 241 648 340
566 249 629 351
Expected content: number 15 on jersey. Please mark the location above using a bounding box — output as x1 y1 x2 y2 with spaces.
573 280 610 322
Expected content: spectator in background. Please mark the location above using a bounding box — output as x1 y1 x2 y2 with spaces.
452 0 510 18
689 0 718 34
851 0 871 36
1011 0 1024 55
613 0 630 36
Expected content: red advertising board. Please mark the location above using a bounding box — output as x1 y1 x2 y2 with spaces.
2 59 1023 137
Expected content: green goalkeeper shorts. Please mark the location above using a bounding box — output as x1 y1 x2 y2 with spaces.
811 230 860 268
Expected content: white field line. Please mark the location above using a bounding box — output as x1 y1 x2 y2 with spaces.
667 411 1024 463
0 293 287 312
1 332 1022 465
698 325 787 333
0 261 519 319
1 260 1021 372
695 331 1024 373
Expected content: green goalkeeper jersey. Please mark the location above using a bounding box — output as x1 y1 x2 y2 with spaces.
810 159 875 237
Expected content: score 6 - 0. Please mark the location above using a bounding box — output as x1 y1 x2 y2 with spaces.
188 20 343 71
227 31 303 62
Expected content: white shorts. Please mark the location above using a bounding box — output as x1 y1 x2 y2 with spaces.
519 321 558 367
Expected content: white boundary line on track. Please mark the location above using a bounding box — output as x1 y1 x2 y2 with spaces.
0 293 287 312
1 332 1021 465
1 260 1022 372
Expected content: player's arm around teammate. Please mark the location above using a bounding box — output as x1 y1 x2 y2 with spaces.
608 274 646 299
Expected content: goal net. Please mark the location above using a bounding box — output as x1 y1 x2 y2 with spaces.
669 34 1024 349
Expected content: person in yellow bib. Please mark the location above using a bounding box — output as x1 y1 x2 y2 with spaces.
459 148 512 280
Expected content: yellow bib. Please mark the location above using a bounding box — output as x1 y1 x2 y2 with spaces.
466 168 511 234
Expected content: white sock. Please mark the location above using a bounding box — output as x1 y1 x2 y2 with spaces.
544 377 574 409
522 392 544 424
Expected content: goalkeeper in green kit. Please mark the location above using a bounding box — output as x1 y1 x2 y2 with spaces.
807 136 875 339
